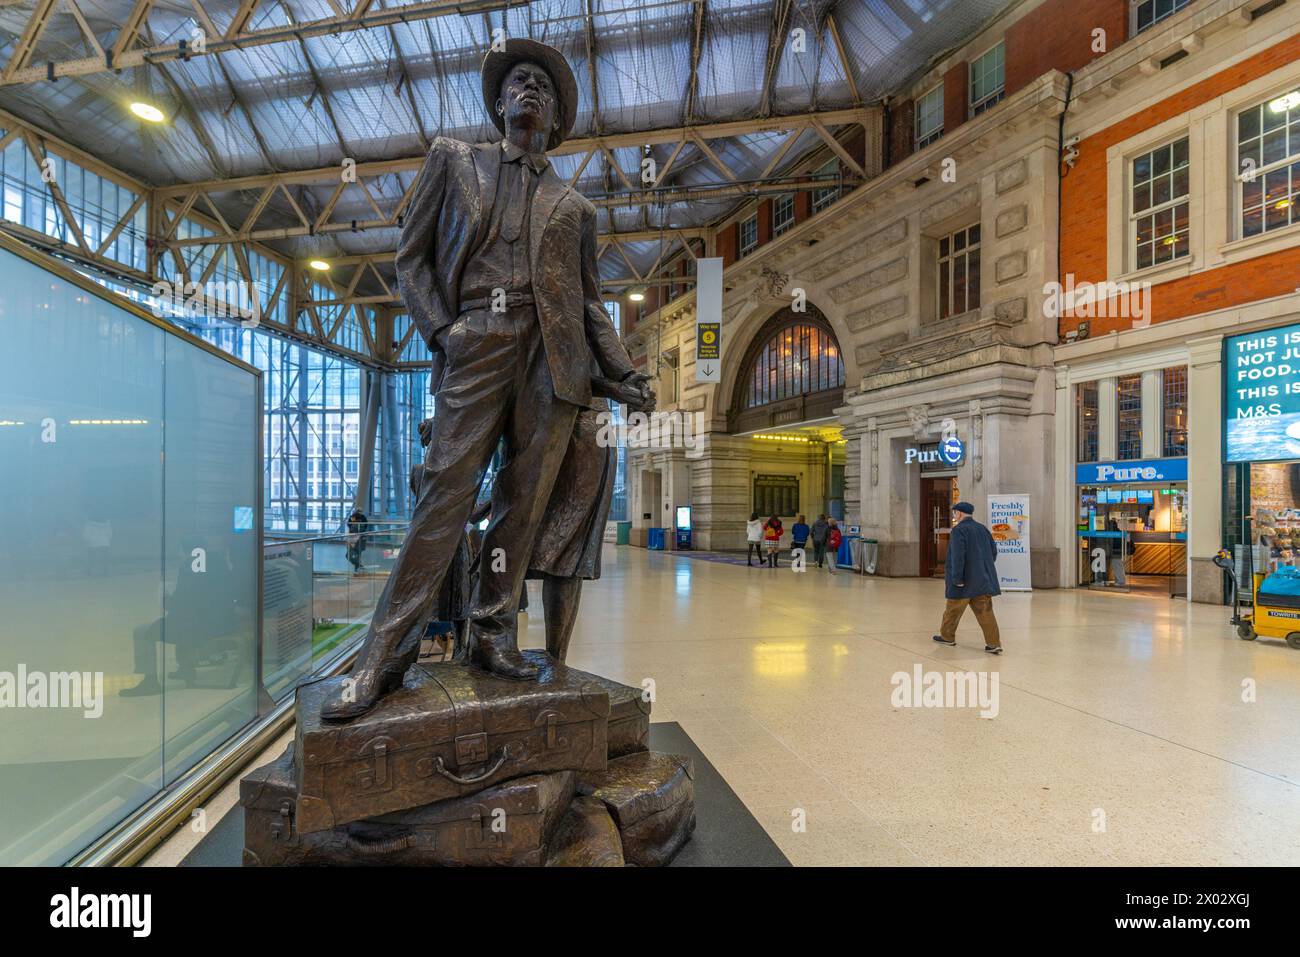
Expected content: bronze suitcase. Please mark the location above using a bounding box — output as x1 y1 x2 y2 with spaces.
527 652 650 758
294 661 609 833
242 745 576 866
579 751 696 867
544 796 625 867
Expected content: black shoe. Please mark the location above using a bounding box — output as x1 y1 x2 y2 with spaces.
984 645 1003 655
120 677 163 697
932 635 956 646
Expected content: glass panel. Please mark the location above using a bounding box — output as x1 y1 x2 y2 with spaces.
0 247 157 863
1077 381 1099 463
1239 105 1261 142
160 336 259 784
1117 373 1143 460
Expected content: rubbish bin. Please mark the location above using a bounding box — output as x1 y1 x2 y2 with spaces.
648 527 666 550
837 534 858 568
616 521 631 545
860 538 879 574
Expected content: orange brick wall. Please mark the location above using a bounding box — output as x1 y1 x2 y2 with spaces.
943 61 969 135
1005 0 1127 95
1061 34 1300 337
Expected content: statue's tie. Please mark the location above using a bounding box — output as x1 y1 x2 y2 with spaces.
501 161 529 243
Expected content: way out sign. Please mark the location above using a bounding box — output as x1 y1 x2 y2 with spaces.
696 257 722 383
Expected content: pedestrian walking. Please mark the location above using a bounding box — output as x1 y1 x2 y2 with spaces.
932 502 1003 654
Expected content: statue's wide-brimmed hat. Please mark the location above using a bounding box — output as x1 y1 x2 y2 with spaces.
481 38 578 152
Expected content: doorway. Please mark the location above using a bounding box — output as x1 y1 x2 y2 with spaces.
920 476 956 577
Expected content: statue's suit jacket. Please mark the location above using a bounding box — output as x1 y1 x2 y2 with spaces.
396 136 635 407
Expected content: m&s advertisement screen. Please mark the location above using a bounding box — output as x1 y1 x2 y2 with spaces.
1225 322 1300 463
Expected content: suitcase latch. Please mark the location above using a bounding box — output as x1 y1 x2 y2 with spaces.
467 805 502 849
534 709 568 751
455 732 489 766
271 800 293 842
356 736 396 791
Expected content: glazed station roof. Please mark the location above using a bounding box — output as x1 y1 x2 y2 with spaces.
0 0 1016 290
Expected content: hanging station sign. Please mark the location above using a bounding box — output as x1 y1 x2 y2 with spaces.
695 258 723 383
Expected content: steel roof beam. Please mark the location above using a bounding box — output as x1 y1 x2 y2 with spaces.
0 0 530 86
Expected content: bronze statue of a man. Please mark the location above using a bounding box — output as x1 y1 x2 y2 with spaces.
322 38 650 720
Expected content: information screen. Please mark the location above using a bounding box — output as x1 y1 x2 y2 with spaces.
1225 322 1300 462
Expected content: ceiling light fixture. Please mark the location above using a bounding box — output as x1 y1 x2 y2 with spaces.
308 259 331 272
628 290 645 302
129 101 166 123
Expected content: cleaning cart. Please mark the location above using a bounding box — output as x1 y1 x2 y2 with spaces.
1213 548 1300 649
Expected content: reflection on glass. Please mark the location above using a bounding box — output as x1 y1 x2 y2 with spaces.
0 241 258 863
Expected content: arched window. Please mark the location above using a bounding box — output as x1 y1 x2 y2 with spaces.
729 305 845 433
742 312 844 409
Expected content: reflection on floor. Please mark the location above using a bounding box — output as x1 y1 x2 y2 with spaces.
148 543 1300 867
516 546 1300 867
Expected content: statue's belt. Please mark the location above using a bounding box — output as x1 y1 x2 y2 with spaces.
459 292 535 313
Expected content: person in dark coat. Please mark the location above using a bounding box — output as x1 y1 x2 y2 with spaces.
346 508 369 572
810 514 830 567
932 501 1003 654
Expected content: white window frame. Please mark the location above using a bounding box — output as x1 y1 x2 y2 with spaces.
915 84 944 148
936 223 981 320
1235 87 1300 242
739 213 759 257
969 42 1005 118
772 194 795 237
1128 136 1191 272
1130 0 1192 35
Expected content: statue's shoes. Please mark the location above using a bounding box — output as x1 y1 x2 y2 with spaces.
320 667 403 720
471 639 540 681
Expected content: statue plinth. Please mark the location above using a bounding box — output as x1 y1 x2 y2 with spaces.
240 653 695 867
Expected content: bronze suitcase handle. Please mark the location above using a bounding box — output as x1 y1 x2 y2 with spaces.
433 750 507 785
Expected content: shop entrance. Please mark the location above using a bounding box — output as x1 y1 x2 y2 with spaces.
1077 483 1187 596
920 475 957 577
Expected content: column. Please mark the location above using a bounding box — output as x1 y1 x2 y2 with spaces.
1141 368 1163 459
1187 335 1223 603
1097 375 1117 461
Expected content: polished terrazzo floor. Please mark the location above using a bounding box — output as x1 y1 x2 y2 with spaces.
522 546 1300 867
146 544 1300 867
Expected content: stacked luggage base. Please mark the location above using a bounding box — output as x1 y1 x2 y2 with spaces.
241 651 695 867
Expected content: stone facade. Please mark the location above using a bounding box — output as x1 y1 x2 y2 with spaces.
623 69 1069 579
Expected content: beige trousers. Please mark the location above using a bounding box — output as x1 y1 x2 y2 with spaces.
939 595 1001 648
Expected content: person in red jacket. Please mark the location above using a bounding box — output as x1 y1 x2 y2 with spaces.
763 515 783 568
824 518 842 576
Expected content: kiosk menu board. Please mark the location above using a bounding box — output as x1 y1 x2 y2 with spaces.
1225 322 1300 462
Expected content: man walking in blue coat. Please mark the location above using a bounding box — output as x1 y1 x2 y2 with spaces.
932 501 1003 654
